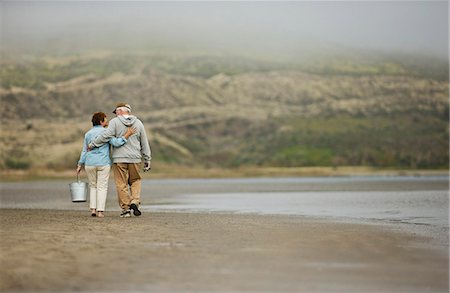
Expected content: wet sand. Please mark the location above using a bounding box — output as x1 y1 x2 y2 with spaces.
1 209 448 292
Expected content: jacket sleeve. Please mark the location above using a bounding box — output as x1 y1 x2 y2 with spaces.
90 120 117 147
78 134 89 165
139 122 152 162
109 137 127 147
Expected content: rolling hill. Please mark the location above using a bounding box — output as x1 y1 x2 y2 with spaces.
0 51 448 171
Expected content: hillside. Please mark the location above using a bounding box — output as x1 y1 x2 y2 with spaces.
0 51 448 172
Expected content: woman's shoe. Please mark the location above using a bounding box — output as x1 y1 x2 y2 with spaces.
91 209 97 217
97 211 105 218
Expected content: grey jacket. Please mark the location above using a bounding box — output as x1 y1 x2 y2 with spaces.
91 115 151 164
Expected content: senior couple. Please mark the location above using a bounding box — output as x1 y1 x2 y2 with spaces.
77 102 151 218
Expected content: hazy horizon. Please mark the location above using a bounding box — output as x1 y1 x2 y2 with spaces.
1 1 448 60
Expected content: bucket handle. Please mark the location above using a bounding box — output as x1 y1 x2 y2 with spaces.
77 173 80 183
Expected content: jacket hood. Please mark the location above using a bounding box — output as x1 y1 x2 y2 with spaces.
117 115 137 126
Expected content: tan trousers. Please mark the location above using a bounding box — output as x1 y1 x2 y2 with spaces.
85 165 110 212
113 163 142 210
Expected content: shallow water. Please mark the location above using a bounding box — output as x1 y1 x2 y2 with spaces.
145 190 448 228
1 175 448 229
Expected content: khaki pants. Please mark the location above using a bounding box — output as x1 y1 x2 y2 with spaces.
113 163 142 210
85 165 111 212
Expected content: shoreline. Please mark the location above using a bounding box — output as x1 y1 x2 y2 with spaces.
1 209 448 292
2 175 448 292
1 166 448 181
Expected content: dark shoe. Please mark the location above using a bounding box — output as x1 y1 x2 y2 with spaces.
130 203 141 216
120 210 131 218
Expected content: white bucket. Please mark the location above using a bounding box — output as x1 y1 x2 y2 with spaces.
70 174 88 202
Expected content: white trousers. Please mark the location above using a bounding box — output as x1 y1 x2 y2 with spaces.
85 165 110 212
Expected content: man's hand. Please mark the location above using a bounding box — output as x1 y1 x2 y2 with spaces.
143 161 151 172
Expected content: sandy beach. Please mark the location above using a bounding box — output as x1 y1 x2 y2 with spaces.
1 208 448 293
1 176 448 292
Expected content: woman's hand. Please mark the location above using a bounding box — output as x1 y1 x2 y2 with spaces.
124 127 136 139
76 164 82 173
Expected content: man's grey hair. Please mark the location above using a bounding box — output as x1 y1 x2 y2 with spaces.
116 106 131 113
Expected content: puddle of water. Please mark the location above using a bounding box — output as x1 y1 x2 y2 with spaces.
143 190 449 228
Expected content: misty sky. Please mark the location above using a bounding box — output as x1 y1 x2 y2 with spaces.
1 1 448 59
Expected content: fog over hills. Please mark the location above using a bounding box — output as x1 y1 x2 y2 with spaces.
2 1 448 59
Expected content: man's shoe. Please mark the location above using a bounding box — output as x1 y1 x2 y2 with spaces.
120 210 131 218
130 203 141 216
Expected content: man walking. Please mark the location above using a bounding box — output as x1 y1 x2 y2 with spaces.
90 102 151 218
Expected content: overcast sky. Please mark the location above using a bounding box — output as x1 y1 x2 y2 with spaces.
1 1 448 59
